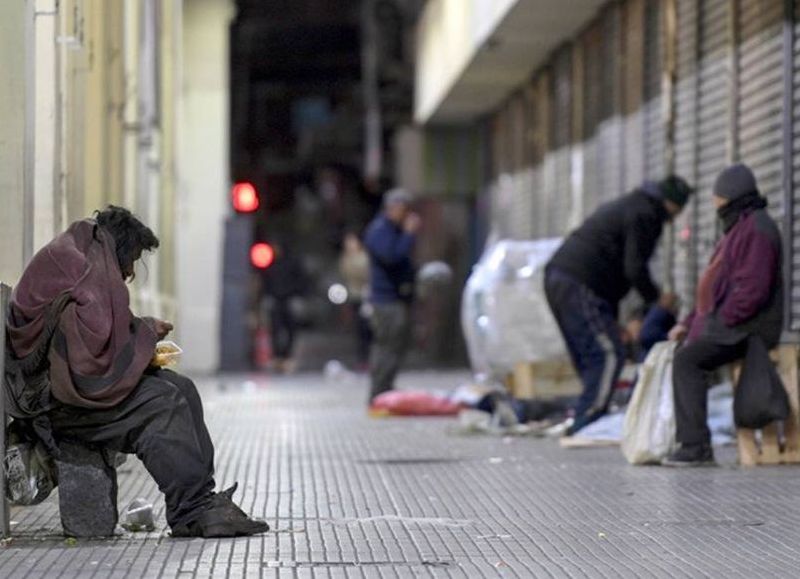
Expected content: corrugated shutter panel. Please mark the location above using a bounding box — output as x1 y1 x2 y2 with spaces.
622 0 645 192
792 0 800 329
531 76 550 238
550 49 573 237
582 26 603 214
489 106 512 237
643 0 666 181
737 0 784 221
596 7 624 203
641 0 669 288
506 96 535 240
695 0 732 279
673 0 700 310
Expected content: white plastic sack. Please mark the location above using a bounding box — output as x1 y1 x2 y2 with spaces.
461 239 566 379
621 342 677 465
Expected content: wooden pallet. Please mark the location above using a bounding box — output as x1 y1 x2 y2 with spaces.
734 344 800 466
506 359 581 400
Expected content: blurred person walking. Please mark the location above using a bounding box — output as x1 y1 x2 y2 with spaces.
364 189 420 401
261 241 308 373
664 164 783 466
545 176 693 436
339 231 372 368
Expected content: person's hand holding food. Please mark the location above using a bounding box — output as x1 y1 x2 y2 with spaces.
153 319 174 340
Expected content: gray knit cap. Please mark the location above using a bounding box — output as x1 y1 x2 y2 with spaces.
383 187 413 207
713 163 759 200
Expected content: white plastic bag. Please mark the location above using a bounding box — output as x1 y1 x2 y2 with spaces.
621 342 678 465
461 238 566 379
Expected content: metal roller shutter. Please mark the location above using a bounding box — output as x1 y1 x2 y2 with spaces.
582 26 603 214
595 6 624 203
694 0 732 280
737 0 784 221
641 0 669 288
791 0 800 329
507 94 535 239
489 107 510 237
672 0 700 311
643 0 666 181
530 76 550 238
550 49 573 237
521 83 545 240
622 0 646 192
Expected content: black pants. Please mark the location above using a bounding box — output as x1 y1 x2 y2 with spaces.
48 369 216 528
544 268 625 430
352 301 372 364
673 337 747 445
369 302 411 400
271 298 296 359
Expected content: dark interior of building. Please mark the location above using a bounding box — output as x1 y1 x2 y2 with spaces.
223 0 441 371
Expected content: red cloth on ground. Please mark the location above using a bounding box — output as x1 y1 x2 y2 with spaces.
370 391 462 416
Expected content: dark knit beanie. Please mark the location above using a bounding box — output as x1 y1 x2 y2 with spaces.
658 175 693 208
713 163 758 200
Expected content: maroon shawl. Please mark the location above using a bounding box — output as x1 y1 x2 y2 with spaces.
7 219 158 408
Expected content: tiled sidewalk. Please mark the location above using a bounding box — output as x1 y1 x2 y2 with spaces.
2 371 800 578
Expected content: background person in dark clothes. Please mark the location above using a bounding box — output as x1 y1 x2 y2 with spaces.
261 241 309 373
663 164 783 467
364 188 420 401
545 176 692 436
638 293 680 361
339 231 372 368
6 206 268 538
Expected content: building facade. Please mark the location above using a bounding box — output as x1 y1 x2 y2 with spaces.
0 0 232 372
416 0 800 334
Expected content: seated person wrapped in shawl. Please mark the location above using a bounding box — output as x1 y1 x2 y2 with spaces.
5 206 268 538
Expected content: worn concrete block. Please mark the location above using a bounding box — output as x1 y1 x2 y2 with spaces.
55 442 118 537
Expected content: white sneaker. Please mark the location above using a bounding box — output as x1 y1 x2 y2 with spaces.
544 418 574 438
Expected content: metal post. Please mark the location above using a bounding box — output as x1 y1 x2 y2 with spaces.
0 283 11 537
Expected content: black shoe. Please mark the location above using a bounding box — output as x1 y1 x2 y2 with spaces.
662 444 716 467
172 482 270 538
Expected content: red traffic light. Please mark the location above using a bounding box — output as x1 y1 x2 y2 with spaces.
250 242 275 269
232 182 259 213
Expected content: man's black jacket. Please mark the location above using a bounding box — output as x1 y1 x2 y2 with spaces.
548 189 669 307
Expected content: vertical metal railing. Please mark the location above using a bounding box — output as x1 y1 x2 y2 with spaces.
0 283 11 537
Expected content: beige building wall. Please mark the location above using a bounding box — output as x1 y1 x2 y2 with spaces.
1 0 182 322
176 0 234 373
0 1 30 285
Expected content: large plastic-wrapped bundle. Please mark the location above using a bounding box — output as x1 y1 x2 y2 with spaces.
462 239 566 380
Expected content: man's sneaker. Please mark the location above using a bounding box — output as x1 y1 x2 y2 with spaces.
662 444 716 467
172 482 270 538
544 418 574 438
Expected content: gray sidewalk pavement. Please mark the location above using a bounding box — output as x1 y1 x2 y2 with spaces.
2 370 800 578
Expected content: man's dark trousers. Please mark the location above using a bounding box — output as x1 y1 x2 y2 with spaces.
544 267 625 431
369 302 411 400
672 337 747 445
48 369 216 528
271 298 296 359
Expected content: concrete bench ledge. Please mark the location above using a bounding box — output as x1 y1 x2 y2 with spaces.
55 441 119 538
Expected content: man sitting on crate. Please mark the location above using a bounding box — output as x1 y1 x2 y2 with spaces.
663 164 784 467
544 176 693 437
4 206 269 537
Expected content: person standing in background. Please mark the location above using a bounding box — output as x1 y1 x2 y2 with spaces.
339 231 372 369
261 241 308 373
364 189 420 402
